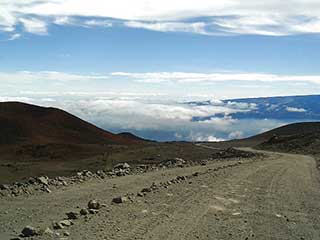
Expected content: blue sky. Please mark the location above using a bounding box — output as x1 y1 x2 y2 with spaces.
1 1 320 141
1 1 320 98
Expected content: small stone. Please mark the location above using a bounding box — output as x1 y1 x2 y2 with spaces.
60 220 73 227
89 209 99 214
43 227 54 235
80 208 89 216
0 184 9 190
53 222 64 229
37 176 48 186
43 187 51 193
66 211 79 220
88 200 100 209
112 196 128 204
63 231 70 236
141 188 152 193
21 226 38 237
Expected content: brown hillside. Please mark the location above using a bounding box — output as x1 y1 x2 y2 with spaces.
0 102 139 145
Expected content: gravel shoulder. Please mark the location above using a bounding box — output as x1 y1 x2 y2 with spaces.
1 149 320 240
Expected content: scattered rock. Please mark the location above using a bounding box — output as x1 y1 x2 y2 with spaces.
53 222 64 230
141 187 152 193
42 186 51 193
63 231 70 236
160 158 185 168
88 200 100 209
112 196 128 204
80 208 89 216
37 176 49 186
60 220 73 227
21 226 38 237
137 192 144 197
113 163 130 170
89 209 99 214
0 184 9 190
66 211 79 220
43 227 54 235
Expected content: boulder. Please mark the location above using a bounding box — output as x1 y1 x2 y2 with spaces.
88 200 100 209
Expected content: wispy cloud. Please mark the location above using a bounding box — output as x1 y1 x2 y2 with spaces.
286 107 307 113
20 18 48 35
111 72 320 84
0 71 109 82
7 33 21 40
124 21 207 35
1 1 320 36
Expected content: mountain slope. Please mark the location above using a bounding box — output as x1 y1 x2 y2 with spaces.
253 122 320 156
0 102 139 145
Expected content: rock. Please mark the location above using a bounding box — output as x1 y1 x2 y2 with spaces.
63 231 70 236
42 186 51 193
112 196 128 204
53 222 64 229
114 163 130 170
141 187 152 193
28 177 36 184
21 226 38 237
137 192 144 197
43 227 54 235
96 170 106 178
0 184 9 190
66 211 79 220
88 200 100 209
37 176 49 186
89 209 99 214
160 158 185 168
60 220 73 227
80 208 89 216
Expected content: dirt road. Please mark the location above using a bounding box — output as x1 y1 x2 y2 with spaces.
1 149 320 240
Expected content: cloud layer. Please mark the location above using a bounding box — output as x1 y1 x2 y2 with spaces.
0 94 288 142
1 0 320 38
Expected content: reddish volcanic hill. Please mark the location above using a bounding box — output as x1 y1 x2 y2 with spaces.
0 102 139 145
0 102 147 183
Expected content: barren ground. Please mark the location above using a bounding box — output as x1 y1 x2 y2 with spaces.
1 148 320 240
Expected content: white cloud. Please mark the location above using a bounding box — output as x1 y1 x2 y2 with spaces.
1 1 320 36
124 21 207 34
286 107 307 112
111 71 320 84
228 130 243 139
20 18 48 34
53 16 112 28
0 71 109 82
7 33 21 41
188 133 225 142
83 19 113 27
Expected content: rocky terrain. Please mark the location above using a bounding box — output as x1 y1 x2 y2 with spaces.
1 148 320 240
